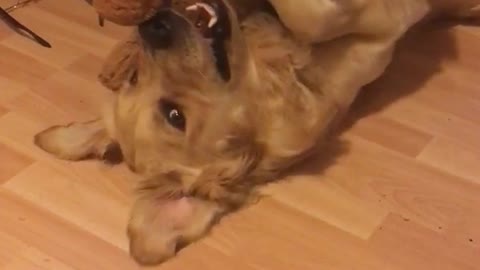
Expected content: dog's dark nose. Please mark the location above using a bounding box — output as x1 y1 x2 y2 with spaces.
139 11 173 49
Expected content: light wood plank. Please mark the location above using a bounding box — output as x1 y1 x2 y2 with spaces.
369 214 479 270
0 189 141 270
0 141 33 184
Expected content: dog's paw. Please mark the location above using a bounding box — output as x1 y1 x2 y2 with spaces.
34 120 122 163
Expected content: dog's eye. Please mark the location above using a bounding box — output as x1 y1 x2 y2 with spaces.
159 100 186 132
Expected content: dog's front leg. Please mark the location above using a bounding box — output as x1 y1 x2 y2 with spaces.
34 119 123 164
268 0 366 42
268 0 433 43
301 36 397 118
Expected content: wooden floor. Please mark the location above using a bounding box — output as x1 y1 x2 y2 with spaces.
1 1 480 269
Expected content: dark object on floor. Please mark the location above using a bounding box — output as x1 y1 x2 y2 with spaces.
0 6 51 48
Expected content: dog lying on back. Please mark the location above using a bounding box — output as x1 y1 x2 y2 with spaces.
35 0 480 266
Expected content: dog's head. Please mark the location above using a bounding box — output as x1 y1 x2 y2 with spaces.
100 1 268 265
101 0 259 175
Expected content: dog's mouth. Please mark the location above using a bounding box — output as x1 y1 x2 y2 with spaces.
186 0 231 81
185 1 231 40
185 0 232 81
138 0 232 81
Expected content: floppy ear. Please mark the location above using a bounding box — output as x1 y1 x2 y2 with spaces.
188 146 262 207
34 119 122 163
98 38 142 91
127 138 262 265
127 171 226 266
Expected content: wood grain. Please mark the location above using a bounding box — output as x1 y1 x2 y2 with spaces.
0 1 479 269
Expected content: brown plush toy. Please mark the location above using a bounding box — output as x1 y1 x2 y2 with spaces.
91 0 166 25
90 0 261 26
91 0 223 26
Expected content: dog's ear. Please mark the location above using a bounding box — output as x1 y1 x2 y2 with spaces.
127 141 262 265
127 171 225 266
99 38 142 91
184 100 266 206
127 152 261 266
34 120 122 163
188 140 263 207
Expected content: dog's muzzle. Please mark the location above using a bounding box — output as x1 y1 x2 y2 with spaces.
137 2 233 81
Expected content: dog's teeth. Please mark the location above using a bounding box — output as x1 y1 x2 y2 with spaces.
196 3 216 17
207 16 218 28
196 2 219 28
186 2 219 28
185 4 199 11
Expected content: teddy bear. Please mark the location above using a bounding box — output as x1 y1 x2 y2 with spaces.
90 0 260 26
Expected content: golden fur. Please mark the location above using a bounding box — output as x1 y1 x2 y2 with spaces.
35 0 480 266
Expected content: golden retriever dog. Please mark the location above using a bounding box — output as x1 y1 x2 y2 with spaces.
34 0 480 266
